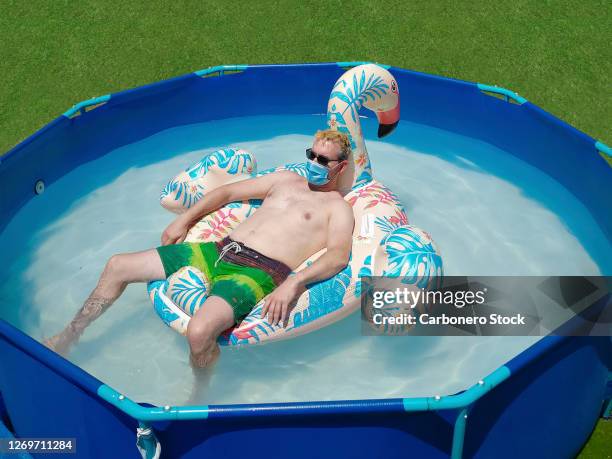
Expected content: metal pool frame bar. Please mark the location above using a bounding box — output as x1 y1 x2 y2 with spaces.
0 63 611 458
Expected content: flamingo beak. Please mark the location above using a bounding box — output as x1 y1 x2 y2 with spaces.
377 102 400 138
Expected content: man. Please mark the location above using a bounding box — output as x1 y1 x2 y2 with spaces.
45 129 355 371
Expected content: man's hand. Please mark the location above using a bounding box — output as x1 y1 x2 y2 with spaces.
261 199 353 326
161 215 191 246
261 277 305 326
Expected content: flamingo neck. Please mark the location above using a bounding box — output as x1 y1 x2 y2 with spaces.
350 114 371 187
327 81 373 190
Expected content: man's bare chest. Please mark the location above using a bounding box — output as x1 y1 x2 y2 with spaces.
262 190 329 226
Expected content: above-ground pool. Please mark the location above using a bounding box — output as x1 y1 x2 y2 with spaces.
0 63 610 458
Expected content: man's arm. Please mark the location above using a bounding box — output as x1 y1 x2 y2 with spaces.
262 200 355 325
292 200 354 286
161 171 291 246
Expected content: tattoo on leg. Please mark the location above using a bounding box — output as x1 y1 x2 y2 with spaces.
45 259 129 354
67 295 114 338
44 295 115 354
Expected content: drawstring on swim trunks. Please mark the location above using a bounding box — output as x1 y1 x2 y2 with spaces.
215 241 242 267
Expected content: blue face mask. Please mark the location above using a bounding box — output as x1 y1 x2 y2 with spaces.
305 159 333 185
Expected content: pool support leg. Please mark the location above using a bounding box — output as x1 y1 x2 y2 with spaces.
451 407 471 459
603 372 612 419
603 399 612 419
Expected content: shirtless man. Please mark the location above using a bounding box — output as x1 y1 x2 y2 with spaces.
45 129 355 371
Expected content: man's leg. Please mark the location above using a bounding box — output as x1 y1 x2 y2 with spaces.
186 296 235 368
45 249 165 355
185 296 235 403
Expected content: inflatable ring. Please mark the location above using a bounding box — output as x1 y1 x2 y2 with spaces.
147 64 443 345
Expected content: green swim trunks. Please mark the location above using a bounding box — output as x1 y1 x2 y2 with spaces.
156 237 291 322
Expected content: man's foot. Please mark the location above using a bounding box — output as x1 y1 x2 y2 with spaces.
43 330 78 356
185 367 214 406
185 345 220 405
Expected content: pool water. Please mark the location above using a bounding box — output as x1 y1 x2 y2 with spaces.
0 114 605 406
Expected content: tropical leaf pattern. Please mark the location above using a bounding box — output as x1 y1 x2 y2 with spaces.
256 163 307 178
375 209 409 244
328 65 399 189
355 153 368 168
148 280 180 325
220 322 257 345
227 303 278 345
256 167 276 177
367 298 408 336
160 178 205 208
227 200 262 210
329 70 389 123
149 65 444 346
291 263 352 329
198 208 242 240
354 168 373 187
327 105 356 151
347 182 402 209
382 226 443 289
186 148 255 179
169 268 209 315
355 255 372 297
161 148 255 208
283 162 308 177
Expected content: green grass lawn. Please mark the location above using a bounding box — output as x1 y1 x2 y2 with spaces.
0 0 610 154
0 0 610 455
579 416 612 458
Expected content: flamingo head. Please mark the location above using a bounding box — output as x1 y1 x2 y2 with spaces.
326 64 401 190
376 100 400 138
363 64 400 138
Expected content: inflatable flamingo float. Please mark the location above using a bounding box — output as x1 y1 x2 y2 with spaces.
148 64 443 345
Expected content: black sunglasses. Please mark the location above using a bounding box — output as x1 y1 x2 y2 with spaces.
306 148 342 167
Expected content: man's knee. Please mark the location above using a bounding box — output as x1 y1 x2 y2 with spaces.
186 320 217 351
104 254 128 279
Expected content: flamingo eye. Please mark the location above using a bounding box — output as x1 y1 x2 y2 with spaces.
391 81 398 93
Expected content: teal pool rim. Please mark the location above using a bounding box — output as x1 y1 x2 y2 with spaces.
4 62 608 168
96 364 512 422
53 64 609 164
194 64 249 77
0 61 612 420
0 317 565 424
595 140 611 158
1 61 610 459
336 61 391 69
476 83 528 105
98 384 210 421
0 62 608 422
63 95 111 118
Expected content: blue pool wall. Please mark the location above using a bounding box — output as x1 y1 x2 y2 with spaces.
0 63 610 271
0 63 611 458
0 318 610 458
